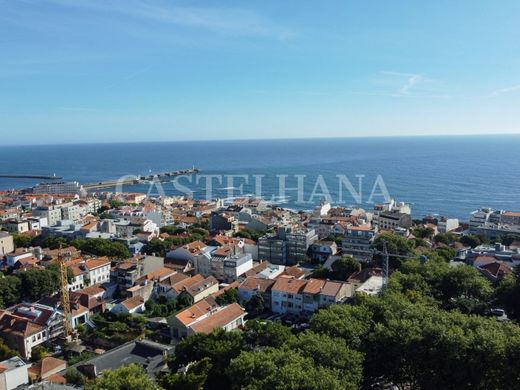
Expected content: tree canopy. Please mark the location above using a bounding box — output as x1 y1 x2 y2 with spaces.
85 364 161 390
71 238 130 259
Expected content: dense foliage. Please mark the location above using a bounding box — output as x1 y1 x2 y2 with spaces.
71 238 130 258
311 256 361 280
152 231 520 390
85 363 161 390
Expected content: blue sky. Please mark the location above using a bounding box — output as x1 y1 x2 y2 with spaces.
1 0 520 144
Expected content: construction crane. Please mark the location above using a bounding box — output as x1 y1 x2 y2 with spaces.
57 246 73 340
372 240 428 290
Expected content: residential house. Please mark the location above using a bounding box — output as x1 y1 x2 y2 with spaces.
195 246 253 283
2 219 29 234
210 212 238 233
85 257 111 285
183 275 219 303
308 241 338 262
302 279 352 312
70 285 106 316
0 356 30 390
237 277 275 309
0 303 64 359
157 273 190 299
5 248 41 268
28 357 67 383
168 297 246 339
271 278 307 314
478 261 513 284
111 296 146 315
377 211 412 230
165 241 208 272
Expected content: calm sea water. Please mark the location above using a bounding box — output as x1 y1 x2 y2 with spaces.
1 135 519 220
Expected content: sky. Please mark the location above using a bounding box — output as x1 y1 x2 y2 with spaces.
1 0 520 145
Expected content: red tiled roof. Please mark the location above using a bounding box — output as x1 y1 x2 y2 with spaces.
239 277 275 293
272 278 307 294
189 303 245 334
175 297 218 326
121 296 144 311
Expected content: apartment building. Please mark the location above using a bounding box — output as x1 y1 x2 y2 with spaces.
342 224 377 263
32 181 86 196
32 205 62 226
258 226 317 265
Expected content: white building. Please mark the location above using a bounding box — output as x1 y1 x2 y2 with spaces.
32 205 62 226
85 257 111 285
0 356 30 390
469 208 493 232
438 218 459 233
0 232 14 256
60 203 81 223
32 181 86 196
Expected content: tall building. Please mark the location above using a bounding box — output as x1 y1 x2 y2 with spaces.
258 226 317 265
32 181 86 196
342 224 377 263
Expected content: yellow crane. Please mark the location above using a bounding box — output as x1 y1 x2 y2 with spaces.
58 246 73 340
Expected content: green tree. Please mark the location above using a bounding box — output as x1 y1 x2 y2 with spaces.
434 232 457 245
233 228 266 242
0 275 21 308
494 270 520 319
498 234 520 246
310 304 372 348
0 339 17 361
71 238 130 258
394 257 493 314
289 331 363 385
158 357 212 390
85 364 161 390
244 294 265 316
330 256 361 280
227 347 345 390
172 329 244 389
143 238 172 257
19 269 60 300
12 233 31 249
31 235 68 249
434 246 456 261
373 232 416 269
359 292 520 389
412 226 434 239
459 234 483 248
31 345 48 362
64 368 85 386
243 320 295 348
215 289 239 305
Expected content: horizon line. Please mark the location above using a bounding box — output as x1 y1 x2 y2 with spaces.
1 131 520 147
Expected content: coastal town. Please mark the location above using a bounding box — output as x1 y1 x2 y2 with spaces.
0 179 519 389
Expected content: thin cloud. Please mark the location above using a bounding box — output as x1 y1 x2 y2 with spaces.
488 84 520 98
36 0 294 40
368 71 450 98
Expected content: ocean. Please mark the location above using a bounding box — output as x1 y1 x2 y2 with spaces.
1 135 519 220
